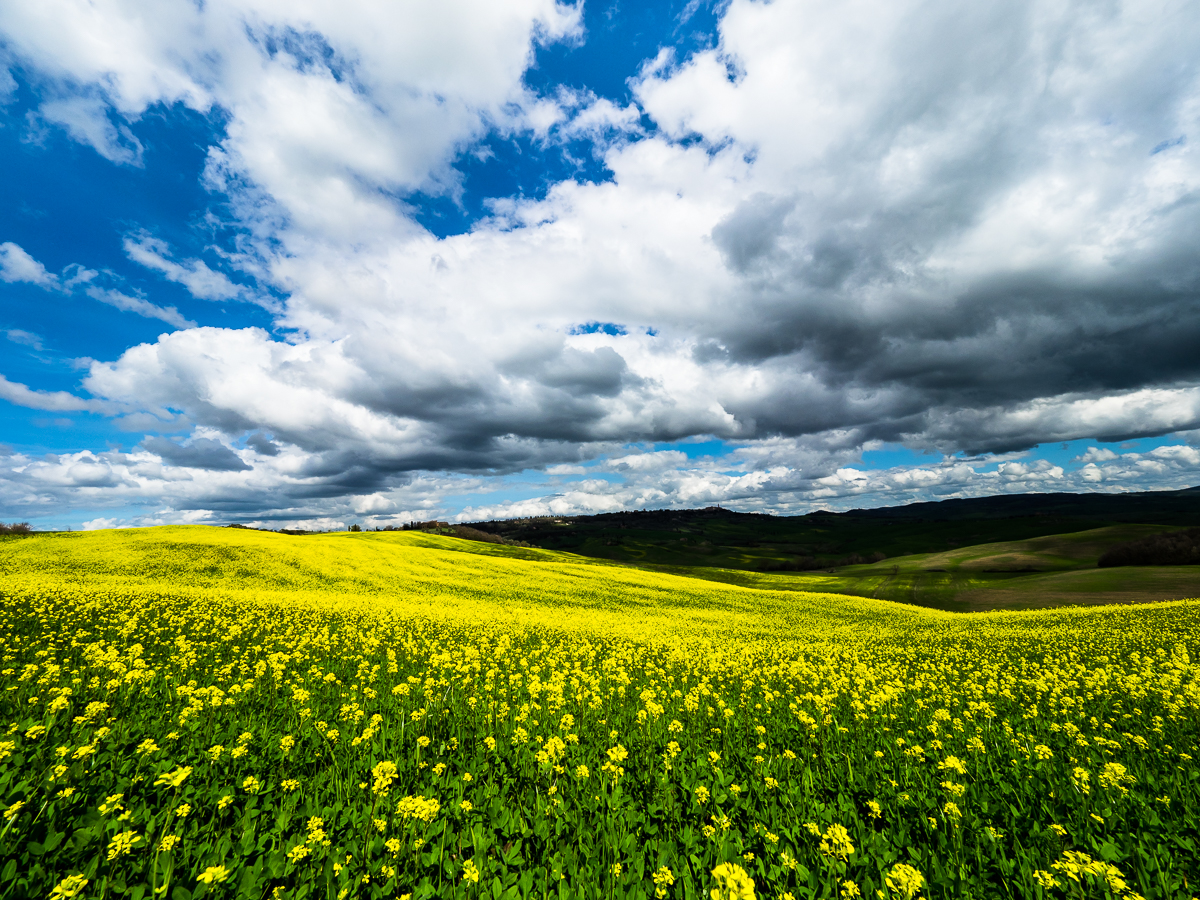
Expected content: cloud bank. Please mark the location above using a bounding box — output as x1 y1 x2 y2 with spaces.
2 0 1199 525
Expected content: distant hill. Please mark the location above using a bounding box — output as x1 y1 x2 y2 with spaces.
841 485 1200 522
465 486 1200 573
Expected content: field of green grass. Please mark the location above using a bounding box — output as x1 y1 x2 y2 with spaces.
634 526 1200 611
1 526 1198 899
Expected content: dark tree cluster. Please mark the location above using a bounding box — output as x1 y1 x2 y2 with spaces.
1097 528 1200 568
0 522 32 535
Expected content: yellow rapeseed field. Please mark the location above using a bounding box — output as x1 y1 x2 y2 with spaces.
1 526 1198 900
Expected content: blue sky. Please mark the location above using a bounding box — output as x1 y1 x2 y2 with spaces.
2 0 1200 530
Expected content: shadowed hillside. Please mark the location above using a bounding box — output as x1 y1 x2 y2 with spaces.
453 488 1200 610
464 486 1200 573
1098 527 1200 567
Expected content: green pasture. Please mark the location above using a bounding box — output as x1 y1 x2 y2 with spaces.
603 526 1200 611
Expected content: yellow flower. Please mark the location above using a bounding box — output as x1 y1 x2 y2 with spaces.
154 766 193 789
48 874 88 899
395 795 440 823
243 775 261 794
462 859 480 883
197 865 231 884
653 865 675 898
107 830 141 861
819 824 855 861
840 881 861 899
1032 869 1058 889
1072 767 1091 795
175 803 191 817
282 779 300 792
937 756 966 776
884 863 924 900
940 780 964 798
217 794 234 810
372 760 398 794
288 843 310 863
1099 762 1134 793
710 862 755 900
159 835 181 853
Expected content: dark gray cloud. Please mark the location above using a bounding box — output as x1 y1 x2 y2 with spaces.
711 193 796 273
141 437 251 471
245 432 280 456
